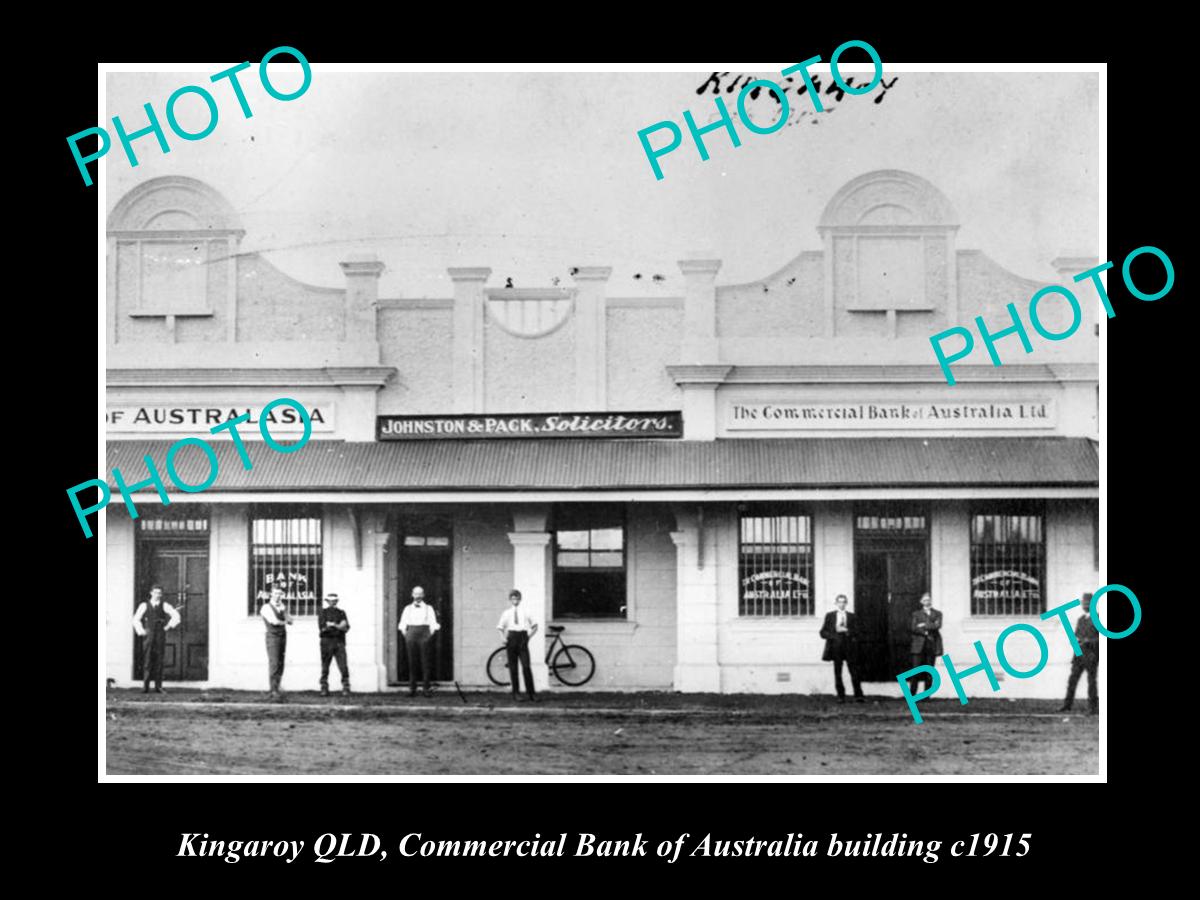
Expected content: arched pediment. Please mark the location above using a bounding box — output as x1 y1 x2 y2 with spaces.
819 170 958 229
107 176 243 235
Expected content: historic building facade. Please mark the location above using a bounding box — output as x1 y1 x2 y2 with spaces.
104 170 1099 696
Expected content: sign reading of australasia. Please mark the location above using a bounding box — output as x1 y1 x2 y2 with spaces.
377 411 683 440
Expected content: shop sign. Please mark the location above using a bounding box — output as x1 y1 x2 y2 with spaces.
377 411 683 440
107 403 334 433
971 569 1041 604
741 570 810 602
726 400 1055 430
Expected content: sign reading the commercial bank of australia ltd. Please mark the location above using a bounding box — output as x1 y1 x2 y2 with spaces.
727 401 1056 430
377 411 684 440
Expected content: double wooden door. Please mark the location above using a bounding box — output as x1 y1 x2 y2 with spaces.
135 544 209 681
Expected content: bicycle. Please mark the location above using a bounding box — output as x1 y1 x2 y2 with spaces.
487 625 596 687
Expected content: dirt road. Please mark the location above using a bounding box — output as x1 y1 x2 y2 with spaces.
105 691 1098 776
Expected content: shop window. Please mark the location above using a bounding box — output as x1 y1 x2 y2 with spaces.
970 504 1045 615
739 506 814 616
249 506 323 616
552 505 626 619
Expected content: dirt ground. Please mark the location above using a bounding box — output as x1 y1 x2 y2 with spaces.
105 690 1099 776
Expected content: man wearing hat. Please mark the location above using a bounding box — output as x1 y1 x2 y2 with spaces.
317 592 351 696
131 584 181 694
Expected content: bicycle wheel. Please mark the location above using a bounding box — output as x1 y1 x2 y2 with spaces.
486 647 511 686
550 644 595 686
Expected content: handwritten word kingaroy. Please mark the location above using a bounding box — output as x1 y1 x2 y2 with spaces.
67 398 313 539
695 71 900 123
897 584 1142 724
67 46 312 187
637 40 883 181
929 246 1175 385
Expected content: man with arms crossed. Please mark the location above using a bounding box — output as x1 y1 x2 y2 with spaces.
318 592 351 696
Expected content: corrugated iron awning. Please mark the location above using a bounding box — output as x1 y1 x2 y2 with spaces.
104 437 1098 492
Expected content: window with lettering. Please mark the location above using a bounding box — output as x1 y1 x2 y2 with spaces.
739 507 814 616
970 504 1045 615
249 506 324 617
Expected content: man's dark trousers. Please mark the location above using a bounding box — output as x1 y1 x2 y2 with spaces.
266 631 287 693
1063 645 1099 712
405 625 433 693
506 631 536 698
320 638 349 691
142 633 165 691
909 648 936 694
142 601 169 691
832 657 862 699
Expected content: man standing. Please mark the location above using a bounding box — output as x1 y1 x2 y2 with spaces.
908 592 943 696
318 592 351 696
497 589 538 702
261 584 294 701
819 594 863 703
398 586 439 696
131 584 181 694
1060 591 1100 714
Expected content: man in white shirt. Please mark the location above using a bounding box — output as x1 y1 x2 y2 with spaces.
132 584 181 694
261 584 295 700
398 586 440 696
497 589 538 702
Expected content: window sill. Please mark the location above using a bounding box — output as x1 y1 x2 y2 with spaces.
549 620 638 635
961 616 1047 632
726 617 817 630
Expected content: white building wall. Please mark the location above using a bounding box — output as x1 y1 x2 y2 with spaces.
703 500 1097 699
105 510 136 684
456 504 677 690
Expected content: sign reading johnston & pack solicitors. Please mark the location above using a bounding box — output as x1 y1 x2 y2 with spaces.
377 411 683 440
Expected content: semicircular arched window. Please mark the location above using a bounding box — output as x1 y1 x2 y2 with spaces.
484 288 575 338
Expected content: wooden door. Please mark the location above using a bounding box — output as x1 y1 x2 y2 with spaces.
135 545 209 681
854 550 891 681
887 549 928 677
396 532 454 683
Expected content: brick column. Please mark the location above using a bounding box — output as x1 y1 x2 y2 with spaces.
572 266 612 408
678 257 721 363
449 267 491 412
670 509 721 692
340 254 385 343
507 531 552 690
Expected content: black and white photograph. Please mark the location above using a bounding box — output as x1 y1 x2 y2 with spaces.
95 61 1103 778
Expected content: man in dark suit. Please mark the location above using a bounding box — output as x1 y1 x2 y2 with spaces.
1059 591 1099 714
909 593 943 695
820 594 864 703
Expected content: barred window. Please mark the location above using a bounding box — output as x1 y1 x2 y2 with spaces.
739 507 813 616
970 504 1045 615
249 506 323 616
553 504 626 619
